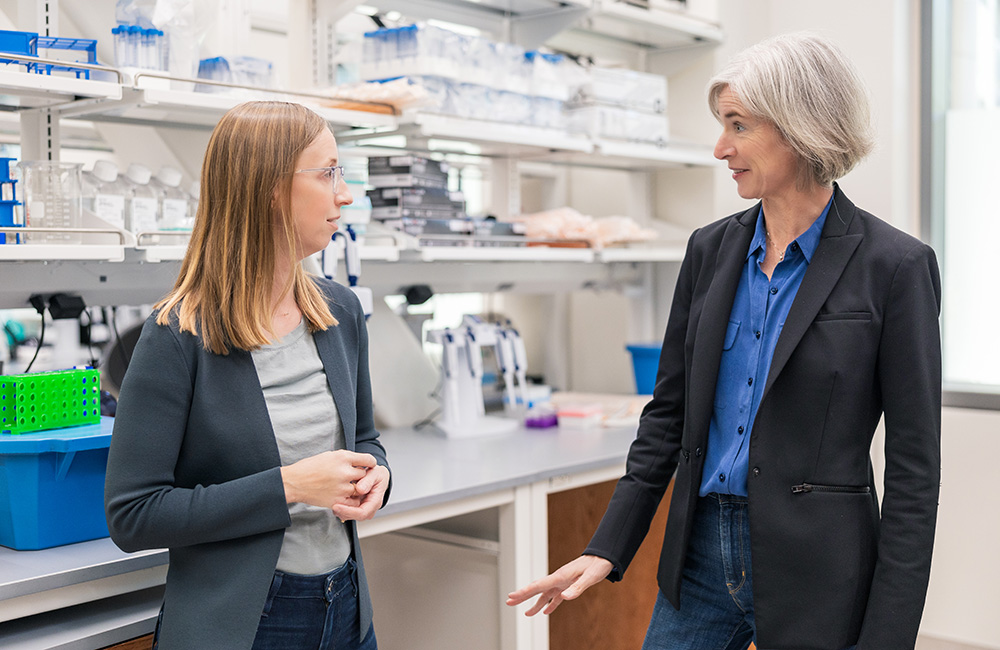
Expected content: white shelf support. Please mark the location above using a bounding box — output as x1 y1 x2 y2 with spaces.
19 0 56 36
493 158 522 220
20 109 60 162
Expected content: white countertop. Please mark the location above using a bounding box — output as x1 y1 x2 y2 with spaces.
0 422 636 602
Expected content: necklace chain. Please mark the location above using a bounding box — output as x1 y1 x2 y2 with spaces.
766 230 785 262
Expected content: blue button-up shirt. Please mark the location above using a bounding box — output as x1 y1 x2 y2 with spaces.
698 196 832 497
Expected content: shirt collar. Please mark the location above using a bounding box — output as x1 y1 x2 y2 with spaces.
746 193 834 264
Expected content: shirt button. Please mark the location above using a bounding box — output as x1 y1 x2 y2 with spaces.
695 447 703 457
738 426 744 434
791 242 799 251
770 287 778 295
747 377 753 386
719 473 726 482
752 467 761 477
755 331 761 339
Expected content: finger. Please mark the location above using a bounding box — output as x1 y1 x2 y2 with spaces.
561 565 606 600
354 472 375 495
332 499 378 521
340 451 377 468
542 594 564 615
507 584 542 605
524 593 552 617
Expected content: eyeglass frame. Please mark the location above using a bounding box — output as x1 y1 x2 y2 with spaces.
293 165 347 194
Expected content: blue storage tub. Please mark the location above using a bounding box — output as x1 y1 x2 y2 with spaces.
626 343 662 395
0 417 112 550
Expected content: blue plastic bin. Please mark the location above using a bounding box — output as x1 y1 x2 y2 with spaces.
626 343 662 395
0 417 112 550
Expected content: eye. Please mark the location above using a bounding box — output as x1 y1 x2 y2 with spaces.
733 122 746 133
321 167 336 179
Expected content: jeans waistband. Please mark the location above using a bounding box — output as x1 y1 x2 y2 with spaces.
272 557 356 599
704 492 749 505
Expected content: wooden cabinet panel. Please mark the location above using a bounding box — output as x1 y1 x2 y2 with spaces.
548 479 673 650
100 633 153 650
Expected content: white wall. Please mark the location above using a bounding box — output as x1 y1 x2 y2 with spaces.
922 407 1000 649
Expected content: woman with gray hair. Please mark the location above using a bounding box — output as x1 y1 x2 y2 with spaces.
508 32 940 650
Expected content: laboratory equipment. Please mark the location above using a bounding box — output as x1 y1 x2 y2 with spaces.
0 367 101 435
0 29 98 78
321 228 373 319
152 166 192 230
123 163 158 234
0 417 111 550
90 160 129 230
16 161 83 244
425 315 530 438
0 157 22 244
626 342 661 395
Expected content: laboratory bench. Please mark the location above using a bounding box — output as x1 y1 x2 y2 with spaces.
0 422 646 650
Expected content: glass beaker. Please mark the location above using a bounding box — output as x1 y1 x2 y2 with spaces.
16 161 83 244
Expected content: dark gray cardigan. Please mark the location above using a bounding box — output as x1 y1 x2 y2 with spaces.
105 278 389 649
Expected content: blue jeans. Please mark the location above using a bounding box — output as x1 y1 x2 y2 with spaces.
251 558 377 650
641 494 855 650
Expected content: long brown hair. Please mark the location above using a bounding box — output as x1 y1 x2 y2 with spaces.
155 101 337 354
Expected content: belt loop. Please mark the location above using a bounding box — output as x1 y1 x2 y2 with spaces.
349 556 359 598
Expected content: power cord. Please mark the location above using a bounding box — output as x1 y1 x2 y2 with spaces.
24 294 47 373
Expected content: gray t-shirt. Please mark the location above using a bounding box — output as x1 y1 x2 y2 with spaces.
251 319 351 575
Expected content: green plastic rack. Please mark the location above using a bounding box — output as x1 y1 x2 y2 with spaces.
0 369 101 435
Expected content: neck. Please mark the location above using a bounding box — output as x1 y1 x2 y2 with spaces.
270 253 296 315
761 184 834 242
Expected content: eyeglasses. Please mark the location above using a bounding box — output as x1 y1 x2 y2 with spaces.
294 165 346 194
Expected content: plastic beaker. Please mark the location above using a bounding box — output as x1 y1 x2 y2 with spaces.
16 161 83 244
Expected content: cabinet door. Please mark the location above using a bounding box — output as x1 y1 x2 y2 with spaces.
100 634 153 650
547 479 673 649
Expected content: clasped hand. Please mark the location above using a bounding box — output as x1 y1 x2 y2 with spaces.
280 450 389 522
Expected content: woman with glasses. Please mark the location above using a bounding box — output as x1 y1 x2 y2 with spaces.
509 33 941 650
105 101 389 650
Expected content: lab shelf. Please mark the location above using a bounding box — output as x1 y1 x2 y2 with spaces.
414 244 595 263
540 138 719 169
64 84 398 131
597 244 687 263
0 67 122 109
575 0 723 49
392 112 595 157
0 241 125 262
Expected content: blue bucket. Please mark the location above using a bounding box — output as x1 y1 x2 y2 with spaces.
626 343 661 395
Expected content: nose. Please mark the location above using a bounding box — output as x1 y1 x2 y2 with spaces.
714 131 734 161
335 179 354 207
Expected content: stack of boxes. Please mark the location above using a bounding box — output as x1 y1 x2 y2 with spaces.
567 66 669 146
367 155 469 240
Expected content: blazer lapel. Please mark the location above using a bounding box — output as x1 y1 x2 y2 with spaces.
687 205 758 443
762 187 863 398
312 326 357 449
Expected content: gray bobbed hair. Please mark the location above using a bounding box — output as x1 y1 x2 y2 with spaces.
707 32 875 187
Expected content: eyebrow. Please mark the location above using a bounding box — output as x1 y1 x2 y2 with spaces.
723 110 744 120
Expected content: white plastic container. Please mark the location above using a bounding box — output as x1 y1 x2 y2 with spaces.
90 160 129 230
123 163 159 234
151 167 192 231
577 67 668 114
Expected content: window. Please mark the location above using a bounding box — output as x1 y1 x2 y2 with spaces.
925 0 1000 406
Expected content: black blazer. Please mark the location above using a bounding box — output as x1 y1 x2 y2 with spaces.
586 186 941 650
105 278 388 650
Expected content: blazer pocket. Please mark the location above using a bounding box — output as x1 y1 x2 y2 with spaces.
813 311 872 322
